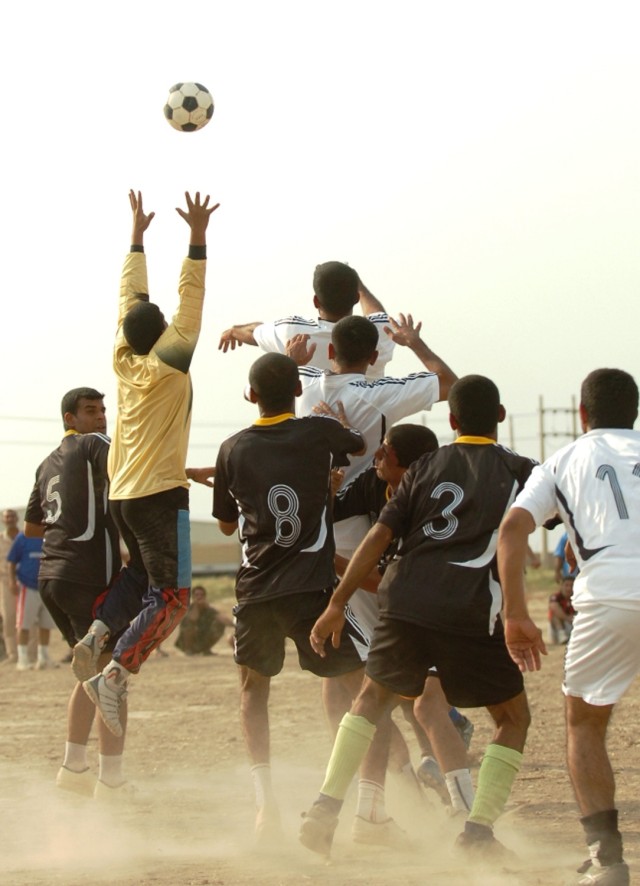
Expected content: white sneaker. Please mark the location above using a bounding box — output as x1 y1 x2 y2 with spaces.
16 661 33 672
72 631 106 682
36 658 59 670
56 766 96 797
83 669 127 737
352 816 414 850
94 779 137 803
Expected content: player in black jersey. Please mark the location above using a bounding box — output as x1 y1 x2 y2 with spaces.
300 375 536 862
24 388 144 799
214 352 374 843
332 421 476 816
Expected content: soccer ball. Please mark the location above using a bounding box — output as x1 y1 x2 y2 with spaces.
163 82 214 132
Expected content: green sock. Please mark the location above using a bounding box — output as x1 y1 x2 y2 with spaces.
319 712 376 801
468 743 522 828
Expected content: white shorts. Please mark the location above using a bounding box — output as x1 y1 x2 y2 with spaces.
16 585 55 632
563 603 640 705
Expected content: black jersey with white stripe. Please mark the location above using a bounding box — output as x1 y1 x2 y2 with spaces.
25 431 121 587
377 439 536 636
213 415 364 604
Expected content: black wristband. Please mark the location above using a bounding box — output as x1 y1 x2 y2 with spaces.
130 245 144 253
188 244 207 261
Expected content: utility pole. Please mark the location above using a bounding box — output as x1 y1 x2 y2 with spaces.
537 395 579 564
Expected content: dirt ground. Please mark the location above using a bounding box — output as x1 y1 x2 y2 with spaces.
1 579 638 886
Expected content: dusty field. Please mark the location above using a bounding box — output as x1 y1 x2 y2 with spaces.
1 578 638 886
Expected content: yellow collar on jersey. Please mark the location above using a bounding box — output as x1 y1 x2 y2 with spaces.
253 413 295 426
63 429 80 437
454 435 495 445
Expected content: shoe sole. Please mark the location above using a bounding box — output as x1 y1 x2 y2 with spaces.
72 643 98 682
82 680 123 737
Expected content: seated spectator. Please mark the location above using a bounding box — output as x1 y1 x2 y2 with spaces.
548 576 576 644
175 585 234 655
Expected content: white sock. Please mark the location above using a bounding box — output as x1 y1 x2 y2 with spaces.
99 754 124 787
17 645 29 666
37 645 50 663
356 779 388 823
89 619 110 642
103 660 129 684
251 763 276 809
445 768 475 813
63 741 88 772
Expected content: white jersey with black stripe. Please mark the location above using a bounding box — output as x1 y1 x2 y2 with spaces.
254 314 395 379
513 428 640 610
297 368 440 486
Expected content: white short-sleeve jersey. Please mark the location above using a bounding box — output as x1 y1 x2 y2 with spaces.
512 428 640 609
297 368 440 487
253 313 395 379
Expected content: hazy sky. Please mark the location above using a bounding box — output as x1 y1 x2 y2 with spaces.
2 1 638 525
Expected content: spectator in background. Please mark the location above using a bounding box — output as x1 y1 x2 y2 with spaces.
175 585 234 655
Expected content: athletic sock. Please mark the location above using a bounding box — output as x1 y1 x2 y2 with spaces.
581 809 624 866
37 645 50 664
89 619 110 642
320 712 376 801
251 763 277 809
356 779 388 822
17 645 29 667
467 743 522 827
445 768 475 813
63 741 88 772
99 753 124 787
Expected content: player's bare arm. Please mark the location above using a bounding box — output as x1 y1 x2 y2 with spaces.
285 333 317 366
218 323 261 352
175 191 220 245
23 521 45 538
383 313 457 400
310 522 393 656
186 466 215 488
357 276 386 315
498 507 547 672
129 189 155 245
217 519 238 537
311 400 366 456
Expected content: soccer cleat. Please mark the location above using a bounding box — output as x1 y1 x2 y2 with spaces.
417 755 450 802
72 631 106 682
56 766 96 797
578 862 630 885
455 823 518 863
83 670 127 737
352 815 413 850
455 715 475 749
299 803 339 857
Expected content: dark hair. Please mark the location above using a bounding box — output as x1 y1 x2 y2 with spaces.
580 368 638 430
448 375 501 436
60 387 104 430
331 316 378 367
386 424 439 467
313 262 359 317
249 353 299 413
123 300 166 355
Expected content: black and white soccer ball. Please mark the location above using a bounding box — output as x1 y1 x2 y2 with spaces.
163 82 214 132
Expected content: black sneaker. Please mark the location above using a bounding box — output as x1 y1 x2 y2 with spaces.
455 823 518 864
299 803 339 857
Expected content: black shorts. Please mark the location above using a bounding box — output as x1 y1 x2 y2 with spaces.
40 578 122 651
366 616 524 708
110 487 191 589
234 589 367 678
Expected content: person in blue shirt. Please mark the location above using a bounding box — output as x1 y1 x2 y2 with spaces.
7 532 55 670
